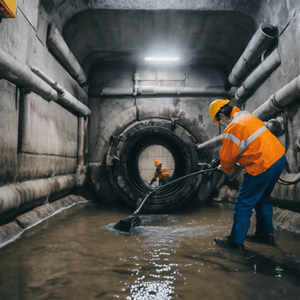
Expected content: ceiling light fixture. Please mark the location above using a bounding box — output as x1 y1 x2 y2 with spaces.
145 57 180 61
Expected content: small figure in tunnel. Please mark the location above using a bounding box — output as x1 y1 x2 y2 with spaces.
149 160 171 186
209 100 286 250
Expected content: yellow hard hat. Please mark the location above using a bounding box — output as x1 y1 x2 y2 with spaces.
209 99 230 124
155 160 162 167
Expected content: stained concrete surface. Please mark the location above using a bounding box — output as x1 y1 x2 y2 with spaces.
1 0 300 240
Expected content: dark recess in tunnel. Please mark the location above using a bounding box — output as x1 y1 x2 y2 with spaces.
109 120 202 212
123 127 190 196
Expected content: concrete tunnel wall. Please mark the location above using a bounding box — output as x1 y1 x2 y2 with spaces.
0 2 88 185
0 0 300 238
0 1 89 231
233 5 300 211
82 1 300 215
87 62 227 207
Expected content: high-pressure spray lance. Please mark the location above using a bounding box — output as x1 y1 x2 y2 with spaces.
113 149 300 235
113 157 221 234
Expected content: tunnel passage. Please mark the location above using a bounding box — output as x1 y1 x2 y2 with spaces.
89 105 210 212
107 119 202 211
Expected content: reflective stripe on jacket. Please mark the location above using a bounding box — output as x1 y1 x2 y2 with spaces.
220 107 285 176
153 167 171 180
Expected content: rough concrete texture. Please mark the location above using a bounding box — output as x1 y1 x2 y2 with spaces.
92 106 137 163
0 1 88 186
90 106 208 206
19 93 78 157
197 171 224 202
240 8 300 212
0 221 23 246
39 0 266 36
88 63 224 151
88 163 119 204
91 103 210 166
16 194 86 229
1 0 300 223
212 185 238 203
87 61 232 207
273 208 300 234
52 194 85 207
0 195 86 246
17 0 39 30
270 174 300 211
0 175 77 225
244 12 300 175
16 204 56 229
63 10 255 73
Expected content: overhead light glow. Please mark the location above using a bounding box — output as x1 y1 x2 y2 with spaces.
145 57 180 61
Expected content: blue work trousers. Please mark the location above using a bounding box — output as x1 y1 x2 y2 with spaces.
159 177 170 186
230 155 286 245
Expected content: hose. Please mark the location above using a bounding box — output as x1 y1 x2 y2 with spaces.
135 166 219 214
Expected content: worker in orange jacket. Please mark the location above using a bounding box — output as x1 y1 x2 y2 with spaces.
210 100 286 250
149 160 171 186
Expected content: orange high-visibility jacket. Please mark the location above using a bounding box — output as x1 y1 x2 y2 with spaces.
220 107 285 176
153 167 171 180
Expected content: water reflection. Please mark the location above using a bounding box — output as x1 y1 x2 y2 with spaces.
0 202 300 300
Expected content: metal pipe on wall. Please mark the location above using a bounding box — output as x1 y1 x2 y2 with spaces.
0 49 91 116
197 135 222 153
26 66 89 170
28 65 65 94
0 174 77 225
89 86 228 97
0 48 59 101
227 23 279 87
47 23 87 86
137 86 228 95
77 116 85 167
0 48 89 223
28 65 91 117
58 91 91 117
252 74 300 120
18 89 31 153
235 49 281 101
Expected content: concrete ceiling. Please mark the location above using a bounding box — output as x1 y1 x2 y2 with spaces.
62 9 256 78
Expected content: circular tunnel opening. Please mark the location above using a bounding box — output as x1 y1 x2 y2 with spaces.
112 122 201 211
123 128 191 197
138 145 175 185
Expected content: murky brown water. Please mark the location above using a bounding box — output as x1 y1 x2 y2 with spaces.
0 200 300 300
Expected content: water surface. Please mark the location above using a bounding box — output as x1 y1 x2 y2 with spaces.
0 201 299 300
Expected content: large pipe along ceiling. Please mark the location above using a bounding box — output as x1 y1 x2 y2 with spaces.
107 119 201 211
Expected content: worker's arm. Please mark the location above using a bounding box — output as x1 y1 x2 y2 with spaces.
219 136 240 174
149 172 158 185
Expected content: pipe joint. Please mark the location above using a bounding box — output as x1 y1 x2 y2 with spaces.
270 94 285 111
133 73 139 96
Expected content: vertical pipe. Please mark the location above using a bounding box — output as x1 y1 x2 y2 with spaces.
84 117 89 163
47 23 87 86
78 116 85 167
18 89 31 154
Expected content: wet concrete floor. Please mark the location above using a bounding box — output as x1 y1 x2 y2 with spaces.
0 200 300 300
